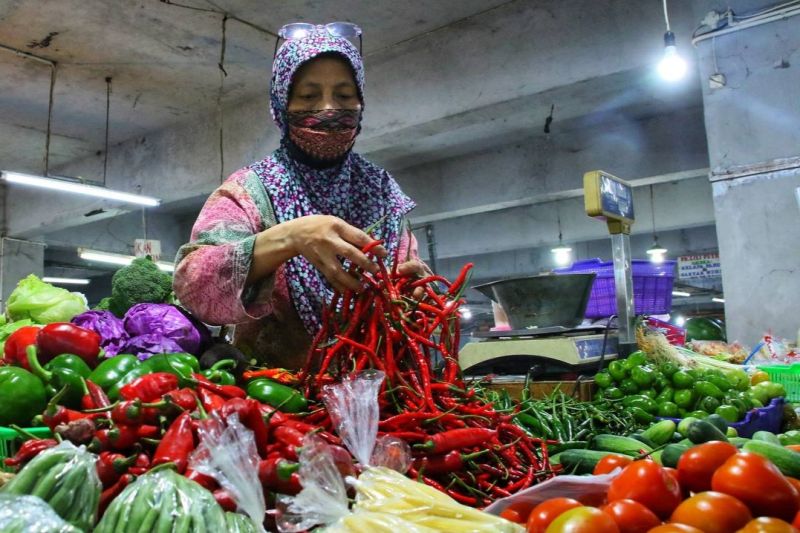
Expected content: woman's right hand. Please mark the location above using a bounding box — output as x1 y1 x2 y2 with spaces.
285 215 388 293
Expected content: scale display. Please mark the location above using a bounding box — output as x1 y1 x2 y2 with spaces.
583 170 635 229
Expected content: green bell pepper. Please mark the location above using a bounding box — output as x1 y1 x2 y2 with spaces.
45 353 92 378
201 359 236 386
26 346 87 409
143 353 196 377
89 354 141 391
165 353 200 372
246 378 307 413
0 365 47 426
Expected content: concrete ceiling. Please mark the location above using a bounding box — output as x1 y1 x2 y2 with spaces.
0 0 512 174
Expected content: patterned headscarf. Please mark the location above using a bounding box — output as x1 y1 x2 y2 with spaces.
252 29 415 334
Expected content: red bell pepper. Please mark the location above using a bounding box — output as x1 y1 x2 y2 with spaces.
2 326 41 369
36 323 101 367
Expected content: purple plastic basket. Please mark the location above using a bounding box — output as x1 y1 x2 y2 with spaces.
659 397 784 439
555 258 676 318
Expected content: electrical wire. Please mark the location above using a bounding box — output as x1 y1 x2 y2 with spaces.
693 3 800 44
217 15 228 184
662 0 671 31
733 0 800 20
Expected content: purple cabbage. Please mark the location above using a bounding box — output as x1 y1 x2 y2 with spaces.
71 310 129 357
123 303 209 355
123 334 185 361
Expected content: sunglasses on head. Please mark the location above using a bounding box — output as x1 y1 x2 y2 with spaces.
273 22 363 58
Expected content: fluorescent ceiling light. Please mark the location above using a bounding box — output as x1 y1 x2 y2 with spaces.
712 297 725 303
551 245 572 266
2 171 161 207
79 248 174 272
42 276 90 285
672 290 691 297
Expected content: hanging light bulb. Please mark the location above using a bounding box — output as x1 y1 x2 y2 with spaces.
647 185 668 263
657 1 687 82
551 202 573 266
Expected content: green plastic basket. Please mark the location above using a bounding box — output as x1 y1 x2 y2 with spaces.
759 363 800 402
0 426 53 472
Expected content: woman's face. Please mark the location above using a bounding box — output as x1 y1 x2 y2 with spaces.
287 55 361 112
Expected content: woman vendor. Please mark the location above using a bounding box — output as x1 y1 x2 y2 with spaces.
174 24 427 369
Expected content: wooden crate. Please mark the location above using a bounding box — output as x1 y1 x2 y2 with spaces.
483 377 596 402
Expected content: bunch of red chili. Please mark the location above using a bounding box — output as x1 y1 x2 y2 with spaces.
299 241 557 507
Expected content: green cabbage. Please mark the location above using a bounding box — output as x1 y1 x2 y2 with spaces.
6 275 88 324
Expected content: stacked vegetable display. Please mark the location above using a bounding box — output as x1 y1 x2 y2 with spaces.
595 350 785 424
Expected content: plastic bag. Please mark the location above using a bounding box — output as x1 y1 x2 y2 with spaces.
123 303 210 355
189 412 266 533
1 441 101 531
71 310 129 356
484 471 621 516
749 334 800 364
94 467 227 533
6 274 88 324
0 494 81 533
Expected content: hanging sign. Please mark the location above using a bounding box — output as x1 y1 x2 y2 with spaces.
134 239 162 262
678 253 721 279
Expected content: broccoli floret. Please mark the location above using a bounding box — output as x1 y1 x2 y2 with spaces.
94 297 113 311
109 257 173 317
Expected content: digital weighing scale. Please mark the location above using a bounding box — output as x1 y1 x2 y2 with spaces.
459 170 637 377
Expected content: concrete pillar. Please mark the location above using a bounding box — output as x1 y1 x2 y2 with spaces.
695 12 800 342
0 237 45 311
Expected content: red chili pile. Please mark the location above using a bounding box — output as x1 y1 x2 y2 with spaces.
300 241 556 506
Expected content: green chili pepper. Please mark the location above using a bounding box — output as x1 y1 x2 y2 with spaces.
26 346 87 409
45 353 92 378
143 353 197 377
89 354 140 391
201 359 236 386
246 379 307 413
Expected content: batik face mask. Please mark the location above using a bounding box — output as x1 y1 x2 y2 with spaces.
286 108 361 160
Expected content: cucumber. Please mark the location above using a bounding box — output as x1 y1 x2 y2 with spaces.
687 419 728 444
548 441 589 454
729 437 750 448
671 432 684 443
752 431 781 445
742 440 800 478
592 434 653 456
556 449 613 474
661 443 691 468
641 420 677 445
630 433 657 448
726 426 738 438
678 417 700 437
705 414 729 434
649 448 664 465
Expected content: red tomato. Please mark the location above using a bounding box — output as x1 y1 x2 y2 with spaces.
594 454 634 475
527 498 582 533
711 452 799 522
669 491 752 533
544 506 619 533
787 478 800 507
794 509 800 529
677 441 738 493
787 445 800 453
648 526 704 533
607 460 682 519
501 507 526 524
601 499 661 533
736 517 799 533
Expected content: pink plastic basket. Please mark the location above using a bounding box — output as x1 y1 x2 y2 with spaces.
555 258 676 318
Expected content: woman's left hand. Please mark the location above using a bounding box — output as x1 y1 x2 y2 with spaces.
397 260 431 299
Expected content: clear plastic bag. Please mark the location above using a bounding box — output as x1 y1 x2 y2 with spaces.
484 471 621 516
0 494 81 533
94 467 227 533
189 412 266 533
1 440 101 531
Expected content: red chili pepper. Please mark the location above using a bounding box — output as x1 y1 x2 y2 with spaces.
119 372 179 402
2 326 41 369
136 424 160 439
84 379 112 409
413 449 489 475
43 391 92 431
98 473 134 516
447 262 473 295
106 425 140 451
273 425 304 448
128 452 151 476
193 373 245 399
163 388 199 410
95 451 137 487
152 411 195 473
110 400 144 425
36 323 102 367
415 428 496 454
242 368 299 386
219 398 269 455
258 456 301 495
3 438 58 468
186 467 218 490
198 387 226 412
213 488 237 512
